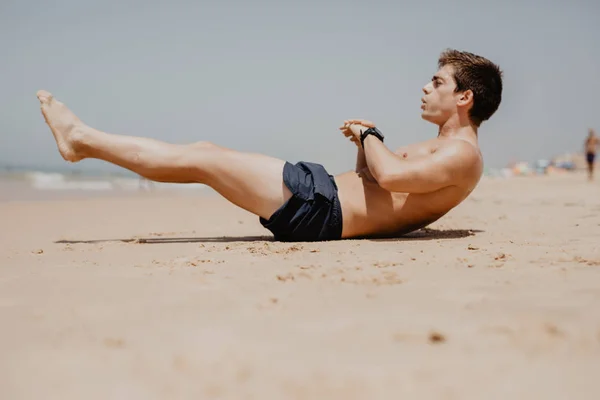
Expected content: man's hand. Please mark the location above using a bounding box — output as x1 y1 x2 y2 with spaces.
339 119 375 147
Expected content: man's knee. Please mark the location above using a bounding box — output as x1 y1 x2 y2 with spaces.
189 141 217 150
180 141 226 182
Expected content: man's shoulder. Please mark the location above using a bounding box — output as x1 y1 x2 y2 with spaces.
437 139 483 182
438 138 481 162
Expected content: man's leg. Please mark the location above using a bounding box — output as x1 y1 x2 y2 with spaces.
37 90 292 220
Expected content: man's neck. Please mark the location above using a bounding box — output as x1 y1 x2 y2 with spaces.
437 114 478 140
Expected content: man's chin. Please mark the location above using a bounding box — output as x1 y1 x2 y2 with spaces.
421 113 434 123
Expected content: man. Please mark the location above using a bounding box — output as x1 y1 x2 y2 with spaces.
585 129 598 181
36 49 503 242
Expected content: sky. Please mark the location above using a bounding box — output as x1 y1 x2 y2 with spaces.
0 0 599 175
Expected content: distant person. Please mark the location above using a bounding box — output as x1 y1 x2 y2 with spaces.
585 129 598 181
585 128 600 181
35 49 503 242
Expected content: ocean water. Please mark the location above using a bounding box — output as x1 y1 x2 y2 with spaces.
0 167 209 202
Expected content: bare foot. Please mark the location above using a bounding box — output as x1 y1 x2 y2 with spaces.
37 90 86 162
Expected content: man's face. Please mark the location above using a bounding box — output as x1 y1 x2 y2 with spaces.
420 65 461 125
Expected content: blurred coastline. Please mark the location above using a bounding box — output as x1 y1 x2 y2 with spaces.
0 164 209 202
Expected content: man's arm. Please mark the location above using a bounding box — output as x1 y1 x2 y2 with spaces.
340 119 375 175
362 135 477 193
355 147 378 182
356 147 367 172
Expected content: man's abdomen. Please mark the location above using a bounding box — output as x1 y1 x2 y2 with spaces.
335 171 461 239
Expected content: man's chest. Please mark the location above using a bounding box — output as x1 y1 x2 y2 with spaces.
393 140 439 159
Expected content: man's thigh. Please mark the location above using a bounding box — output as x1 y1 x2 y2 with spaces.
197 144 293 220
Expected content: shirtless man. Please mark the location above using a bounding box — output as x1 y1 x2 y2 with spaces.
585 129 598 181
36 49 503 242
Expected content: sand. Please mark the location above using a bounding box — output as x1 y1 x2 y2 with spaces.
1 173 600 399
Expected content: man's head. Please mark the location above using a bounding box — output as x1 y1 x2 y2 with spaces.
589 128 596 138
421 49 503 128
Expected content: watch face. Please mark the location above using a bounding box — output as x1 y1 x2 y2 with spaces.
368 128 383 139
361 128 384 145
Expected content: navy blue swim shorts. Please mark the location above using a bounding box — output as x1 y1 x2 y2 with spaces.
259 161 343 242
587 152 596 164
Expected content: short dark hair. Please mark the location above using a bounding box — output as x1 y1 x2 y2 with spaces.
438 49 503 127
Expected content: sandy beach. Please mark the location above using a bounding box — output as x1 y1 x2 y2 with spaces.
1 173 600 399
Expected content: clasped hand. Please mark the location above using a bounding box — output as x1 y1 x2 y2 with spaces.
339 119 376 147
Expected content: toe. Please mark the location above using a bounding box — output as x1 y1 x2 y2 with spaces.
37 90 54 104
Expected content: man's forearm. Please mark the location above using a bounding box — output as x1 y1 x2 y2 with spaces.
355 147 367 172
362 135 422 191
362 135 399 181
355 147 377 182
361 135 459 194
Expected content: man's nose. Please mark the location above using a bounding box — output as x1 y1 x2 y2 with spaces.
422 83 431 94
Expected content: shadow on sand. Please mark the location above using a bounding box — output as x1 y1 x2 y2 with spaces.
54 228 483 245
366 227 484 242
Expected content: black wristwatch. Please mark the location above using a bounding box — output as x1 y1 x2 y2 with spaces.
360 127 385 148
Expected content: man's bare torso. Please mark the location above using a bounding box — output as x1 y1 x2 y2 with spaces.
335 137 483 239
586 136 598 154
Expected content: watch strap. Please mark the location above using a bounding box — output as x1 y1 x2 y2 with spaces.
360 127 384 147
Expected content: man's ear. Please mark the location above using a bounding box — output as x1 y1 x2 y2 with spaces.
457 89 474 107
